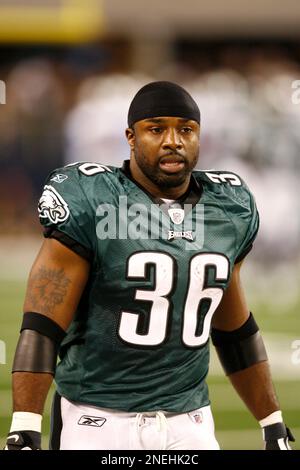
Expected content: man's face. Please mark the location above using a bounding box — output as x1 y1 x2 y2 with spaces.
127 116 200 188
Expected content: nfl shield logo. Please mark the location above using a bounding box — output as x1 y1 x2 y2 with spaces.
168 208 185 225
189 411 203 424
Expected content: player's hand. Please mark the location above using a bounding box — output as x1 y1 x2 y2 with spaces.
263 423 295 450
4 431 41 450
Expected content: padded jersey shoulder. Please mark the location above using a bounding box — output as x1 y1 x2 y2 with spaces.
193 169 256 211
38 163 121 256
44 162 123 202
193 169 259 262
46 162 119 185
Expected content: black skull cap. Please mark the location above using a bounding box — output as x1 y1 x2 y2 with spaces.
127 81 200 127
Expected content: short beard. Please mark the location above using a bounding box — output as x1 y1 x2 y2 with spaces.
134 151 198 189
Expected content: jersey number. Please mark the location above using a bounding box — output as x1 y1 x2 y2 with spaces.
205 172 241 186
118 252 229 348
78 163 112 175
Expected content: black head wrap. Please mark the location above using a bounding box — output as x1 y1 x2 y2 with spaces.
127 81 200 128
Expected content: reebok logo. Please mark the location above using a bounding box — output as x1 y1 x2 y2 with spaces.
78 415 106 427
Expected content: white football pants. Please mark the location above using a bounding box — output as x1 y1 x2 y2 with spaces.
55 396 220 450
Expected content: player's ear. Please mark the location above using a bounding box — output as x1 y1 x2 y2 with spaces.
125 127 135 150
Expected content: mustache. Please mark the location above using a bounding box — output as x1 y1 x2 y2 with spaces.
159 152 186 163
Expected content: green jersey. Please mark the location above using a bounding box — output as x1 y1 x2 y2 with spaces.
38 161 259 412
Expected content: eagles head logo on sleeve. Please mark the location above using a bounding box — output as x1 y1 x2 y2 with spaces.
38 185 70 224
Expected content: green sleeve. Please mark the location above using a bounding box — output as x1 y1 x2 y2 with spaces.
235 187 260 263
38 167 95 256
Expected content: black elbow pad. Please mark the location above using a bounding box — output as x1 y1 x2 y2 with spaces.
211 312 268 375
12 312 66 375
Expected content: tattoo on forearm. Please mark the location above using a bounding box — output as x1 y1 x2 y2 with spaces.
27 266 71 315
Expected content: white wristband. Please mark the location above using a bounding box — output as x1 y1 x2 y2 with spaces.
10 412 42 433
259 410 283 428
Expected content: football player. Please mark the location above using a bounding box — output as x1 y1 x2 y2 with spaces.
5 81 294 450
